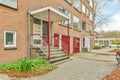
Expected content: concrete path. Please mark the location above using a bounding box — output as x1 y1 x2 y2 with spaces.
21 58 117 80
91 47 117 54
0 48 119 80
21 48 118 80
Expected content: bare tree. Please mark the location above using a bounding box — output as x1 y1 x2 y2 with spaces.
117 0 120 9
94 0 113 30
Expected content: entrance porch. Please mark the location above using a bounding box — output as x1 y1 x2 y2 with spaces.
28 6 70 62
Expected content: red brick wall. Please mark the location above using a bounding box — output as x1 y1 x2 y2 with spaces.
0 0 94 64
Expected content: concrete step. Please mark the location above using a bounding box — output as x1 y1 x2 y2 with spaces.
42 48 61 51
31 46 70 64
50 53 67 59
50 56 69 63
54 58 72 65
42 46 59 49
38 49 62 53
50 51 64 55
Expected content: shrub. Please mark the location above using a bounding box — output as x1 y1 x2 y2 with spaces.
94 45 102 49
0 58 56 73
112 41 120 45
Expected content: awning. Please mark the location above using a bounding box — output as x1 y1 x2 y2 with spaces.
30 6 70 22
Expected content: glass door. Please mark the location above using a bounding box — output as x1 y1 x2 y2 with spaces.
42 21 49 44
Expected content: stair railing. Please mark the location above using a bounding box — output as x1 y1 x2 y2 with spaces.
31 34 48 56
61 40 69 54
53 36 69 54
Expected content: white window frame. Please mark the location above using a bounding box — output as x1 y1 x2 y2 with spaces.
86 8 89 17
89 12 93 21
73 0 81 11
89 0 93 8
66 0 72 4
59 6 71 27
4 30 16 48
73 15 81 30
86 24 90 32
82 4 86 13
0 0 18 9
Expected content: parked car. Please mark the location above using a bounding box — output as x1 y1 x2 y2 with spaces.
108 44 120 48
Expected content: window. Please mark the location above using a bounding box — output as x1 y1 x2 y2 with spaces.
33 18 42 34
73 15 81 30
89 26 93 31
59 6 71 27
82 38 85 48
0 0 18 9
73 0 81 11
82 4 86 13
86 8 89 17
89 26 93 34
4 30 16 48
82 21 86 31
89 12 93 21
66 0 72 4
34 18 41 25
89 0 93 8
86 24 91 32
87 0 90 2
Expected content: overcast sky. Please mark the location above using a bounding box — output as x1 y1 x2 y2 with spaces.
96 0 120 32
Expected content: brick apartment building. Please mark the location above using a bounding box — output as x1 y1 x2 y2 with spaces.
0 0 94 64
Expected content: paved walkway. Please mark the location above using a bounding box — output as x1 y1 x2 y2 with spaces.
91 47 116 54
0 48 119 80
21 58 117 80
21 48 118 80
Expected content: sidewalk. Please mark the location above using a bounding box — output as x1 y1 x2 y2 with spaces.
91 47 116 54
20 48 118 80
0 48 118 80
74 52 116 62
74 47 116 62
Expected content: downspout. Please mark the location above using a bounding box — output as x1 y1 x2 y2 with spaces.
27 10 32 59
67 19 70 56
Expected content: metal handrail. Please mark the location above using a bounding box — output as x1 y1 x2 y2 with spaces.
54 38 68 53
31 34 48 56
61 40 69 54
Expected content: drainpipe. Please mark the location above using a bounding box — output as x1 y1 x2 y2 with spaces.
48 9 51 61
67 19 70 56
27 10 32 59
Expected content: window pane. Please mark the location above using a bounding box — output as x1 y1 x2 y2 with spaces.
73 0 81 11
34 39 41 45
0 0 17 9
89 12 93 21
59 6 71 27
82 4 86 13
90 0 93 8
6 33 13 45
34 18 41 25
66 0 72 4
82 21 86 31
73 15 81 30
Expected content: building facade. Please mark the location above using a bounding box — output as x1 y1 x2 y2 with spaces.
95 38 120 46
0 0 94 64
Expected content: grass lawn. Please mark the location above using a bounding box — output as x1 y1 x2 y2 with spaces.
0 58 56 78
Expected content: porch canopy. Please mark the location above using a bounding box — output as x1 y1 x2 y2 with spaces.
30 6 69 22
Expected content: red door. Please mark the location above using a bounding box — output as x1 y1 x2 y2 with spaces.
73 38 80 53
54 34 59 47
62 35 70 54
